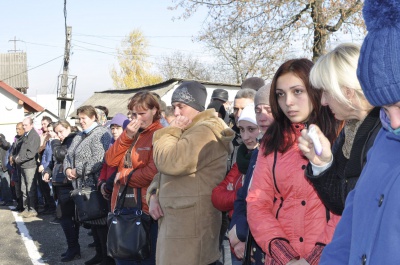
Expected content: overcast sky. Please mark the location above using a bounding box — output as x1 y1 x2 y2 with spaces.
0 0 209 105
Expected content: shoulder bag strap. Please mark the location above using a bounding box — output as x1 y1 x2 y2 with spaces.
72 126 100 168
115 170 136 210
115 132 141 210
123 131 140 168
137 187 142 210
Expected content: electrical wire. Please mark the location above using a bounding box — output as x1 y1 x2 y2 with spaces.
0 55 64 83
74 33 193 38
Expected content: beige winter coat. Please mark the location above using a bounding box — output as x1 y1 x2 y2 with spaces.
149 109 234 265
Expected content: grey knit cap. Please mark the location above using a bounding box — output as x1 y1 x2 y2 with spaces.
254 84 271 106
172 81 207 111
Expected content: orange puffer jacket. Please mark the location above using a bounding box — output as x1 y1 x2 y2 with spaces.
247 124 340 263
105 121 163 213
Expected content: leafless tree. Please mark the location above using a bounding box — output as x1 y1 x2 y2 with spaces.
169 0 365 81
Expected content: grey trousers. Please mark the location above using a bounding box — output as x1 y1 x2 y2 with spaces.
20 167 38 211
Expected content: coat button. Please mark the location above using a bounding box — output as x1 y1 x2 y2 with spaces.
301 201 306 206
378 195 384 207
361 254 367 265
301 165 306 170
299 237 303 242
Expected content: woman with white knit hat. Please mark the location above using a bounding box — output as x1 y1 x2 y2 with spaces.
212 104 259 265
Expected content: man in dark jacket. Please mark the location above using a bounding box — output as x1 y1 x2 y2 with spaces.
0 134 13 206
9 122 24 211
11 117 40 218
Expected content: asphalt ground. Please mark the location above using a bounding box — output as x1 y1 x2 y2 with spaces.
0 204 232 265
0 205 94 265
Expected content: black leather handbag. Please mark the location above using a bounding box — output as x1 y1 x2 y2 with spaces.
69 159 109 222
107 170 151 261
70 186 109 222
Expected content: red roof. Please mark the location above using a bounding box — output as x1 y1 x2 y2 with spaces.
0 81 44 112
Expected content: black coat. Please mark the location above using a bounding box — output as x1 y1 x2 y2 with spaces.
0 134 10 172
14 128 40 169
306 107 381 215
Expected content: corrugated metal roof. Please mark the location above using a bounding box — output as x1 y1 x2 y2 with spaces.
0 53 29 92
76 78 241 118
78 80 179 118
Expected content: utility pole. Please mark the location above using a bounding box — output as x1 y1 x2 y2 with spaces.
59 26 72 119
8 36 22 52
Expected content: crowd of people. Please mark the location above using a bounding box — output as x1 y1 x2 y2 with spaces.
0 1 400 264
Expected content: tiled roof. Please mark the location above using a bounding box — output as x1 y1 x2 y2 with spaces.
0 81 44 112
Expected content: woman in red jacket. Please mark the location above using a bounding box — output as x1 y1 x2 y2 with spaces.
105 92 163 265
246 59 341 265
212 103 259 264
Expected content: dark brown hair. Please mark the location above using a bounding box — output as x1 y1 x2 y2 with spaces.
53 120 71 130
76 105 98 120
41 116 52 123
127 92 161 121
262 58 338 156
95 105 109 117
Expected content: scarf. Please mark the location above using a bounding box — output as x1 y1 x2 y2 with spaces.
342 119 363 159
236 143 254 174
380 108 400 135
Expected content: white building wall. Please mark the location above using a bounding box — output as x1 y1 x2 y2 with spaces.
0 89 25 142
29 94 75 119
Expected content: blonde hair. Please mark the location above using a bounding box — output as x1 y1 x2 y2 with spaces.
310 43 366 109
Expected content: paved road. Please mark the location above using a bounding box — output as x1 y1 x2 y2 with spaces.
0 205 94 265
0 205 233 265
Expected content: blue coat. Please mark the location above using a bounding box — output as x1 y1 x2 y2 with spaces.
230 149 265 264
320 121 400 264
41 140 53 168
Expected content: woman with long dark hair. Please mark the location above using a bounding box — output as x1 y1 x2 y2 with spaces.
246 59 341 265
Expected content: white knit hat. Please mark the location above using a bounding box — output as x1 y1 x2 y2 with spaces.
238 104 257 125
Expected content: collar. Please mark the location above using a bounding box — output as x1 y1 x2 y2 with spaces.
83 122 99 134
185 109 216 130
24 129 33 136
141 120 162 134
291 123 306 136
380 108 400 137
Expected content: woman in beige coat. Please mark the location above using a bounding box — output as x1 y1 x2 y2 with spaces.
148 81 235 265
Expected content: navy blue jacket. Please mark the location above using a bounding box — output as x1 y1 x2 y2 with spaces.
230 148 265 264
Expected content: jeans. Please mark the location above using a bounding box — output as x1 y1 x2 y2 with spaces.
231 252 242 265
0 170 12 202
115 220 158 265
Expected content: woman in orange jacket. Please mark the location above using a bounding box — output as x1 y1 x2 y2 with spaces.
105 92 163 265
246 59 341 265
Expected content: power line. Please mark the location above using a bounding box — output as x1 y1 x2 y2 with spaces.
21 40 61 48
0 55 64 83
74 33 193 38
73 39 117 50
